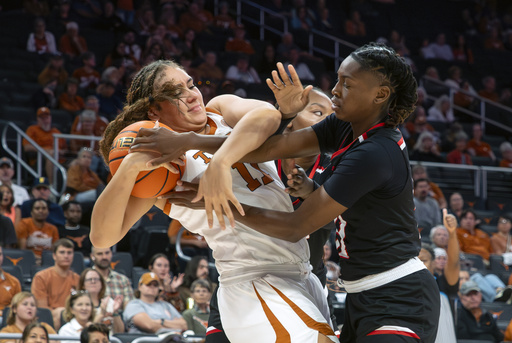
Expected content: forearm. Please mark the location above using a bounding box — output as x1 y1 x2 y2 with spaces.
444 231 460 285
163 318 187 331
113 316 125 333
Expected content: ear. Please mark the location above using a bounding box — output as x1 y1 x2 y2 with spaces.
374 85 391 105
147 109 160 121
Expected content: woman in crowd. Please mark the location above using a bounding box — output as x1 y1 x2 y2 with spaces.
0 292 56 343
77 268 124 333
0 184 21 226
65 147 104 203
147 253 185 311
181 279 212 336
58 291 95 343
20 322 50 343
410 131 444 162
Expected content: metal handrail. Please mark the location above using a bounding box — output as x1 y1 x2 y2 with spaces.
0 334 121 343
1 122 68 197
236 0 288 40
175 226 216 269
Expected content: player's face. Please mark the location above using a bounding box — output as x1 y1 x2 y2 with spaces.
284 90 332 134
15 296 37 321
150 257 170 280
25 327 48 343
150 67 207 133
331 56 384 124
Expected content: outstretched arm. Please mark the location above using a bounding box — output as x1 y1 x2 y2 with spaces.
443 208 460 286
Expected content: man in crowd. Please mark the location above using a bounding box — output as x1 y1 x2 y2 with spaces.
80 323 109 343
61 201 92 260
21 177 66 229
31 238 80 328
0 246 22 310
413 178 442 231
91 246 134 312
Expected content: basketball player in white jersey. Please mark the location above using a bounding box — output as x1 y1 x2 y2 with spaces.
91 60 338 343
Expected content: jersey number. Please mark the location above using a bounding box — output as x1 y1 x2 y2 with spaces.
232 163 273 191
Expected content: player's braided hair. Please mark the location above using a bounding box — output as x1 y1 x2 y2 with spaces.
99 60 185 164
350 42 418 128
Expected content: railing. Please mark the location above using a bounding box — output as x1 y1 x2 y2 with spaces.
236 0 357 70
1 122 68 197
420 75 512 135
0 334 122 343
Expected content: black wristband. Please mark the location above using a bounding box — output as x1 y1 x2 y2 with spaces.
273 115 297 136
161 318 165 326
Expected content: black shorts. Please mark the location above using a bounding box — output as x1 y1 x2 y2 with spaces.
205 287 230 343
340 269 440 343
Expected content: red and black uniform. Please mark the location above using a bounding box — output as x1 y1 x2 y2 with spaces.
312 114 440 342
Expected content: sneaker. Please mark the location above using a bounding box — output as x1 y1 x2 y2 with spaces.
495 286 512 303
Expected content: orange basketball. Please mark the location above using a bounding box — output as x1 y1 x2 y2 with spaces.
108 120 185 198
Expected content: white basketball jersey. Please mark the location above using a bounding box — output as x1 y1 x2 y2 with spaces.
169 112 311 279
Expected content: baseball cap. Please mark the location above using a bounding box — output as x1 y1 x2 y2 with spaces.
139 272 160 285
33 177 50 189
0 157 14 169
37 107 51 117
460 280 480 295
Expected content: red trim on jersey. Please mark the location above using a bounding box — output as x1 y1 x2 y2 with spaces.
206 328 223 336
367 330 420 339
277 159 283 178
308 155 321 179
292 199 300 206
331 123 386 160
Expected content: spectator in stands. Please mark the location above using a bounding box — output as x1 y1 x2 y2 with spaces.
134 7 156 36
121 30 142 65
276 32 301 61
37 54 68 87
90 247 135 312
388 29 410 56
95 81 122 121
416 86 430 108
404 106 437 148
178 256 215 309
20 322 50 343
178 1 212 34
47 0 74 38
59 291 95 341
454 79 477 113
500 142 512 168
95 1 128 33
0 184 21 227
32 79 58 110
176 28 203 62
66 147 103 204
225 23 255 55
21 178 66 229
123 272 186 334
478 75 500 102
444 66 464 90
283 48 315 82
441 121 464 153
61 201 91 258
31 238 79 328
59 22 88 59
459 269 508 303
26 18 57 55
103 41 138 71
457 280 504 342
457 209 492 263
430 225 450 249
72 52 100 94
0 157 30 207
77 268 124 333
418 210 459 342
0 214 17 248
167 220 210 273
0 293 56 337
410 131 444 163
71 96 109 138
23 0 50 17
449 192 465 222
467 123 496 162
181 279 212 336
23 107 68 182
484 26 505 51
290 5 314 32
411 165 447 209
225 53 261 84
16 199 59 263
58 78 85 114
213 1 235 30
69 110 101 155
427 33 454 61
344 10 366 37
452 34 474 64
148 253 185 312
195 51 224 85
256 44 278 76
421 66 448 97
80 323 109 343
427 95 455 123
490 215 512 255
447 132 473 165
413 178 442 230
0 246 22 310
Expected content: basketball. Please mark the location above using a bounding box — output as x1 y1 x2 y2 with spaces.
108 120 185 198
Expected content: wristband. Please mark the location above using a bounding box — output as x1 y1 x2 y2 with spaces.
161 318 165 326
273 115 297 136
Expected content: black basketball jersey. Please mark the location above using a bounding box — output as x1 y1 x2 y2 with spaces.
312 114 420 281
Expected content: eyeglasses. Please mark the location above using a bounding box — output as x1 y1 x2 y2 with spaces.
70 289 88 296
500 219 511 224
84 278 101 283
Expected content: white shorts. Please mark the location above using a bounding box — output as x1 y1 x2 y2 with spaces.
217 273 339 342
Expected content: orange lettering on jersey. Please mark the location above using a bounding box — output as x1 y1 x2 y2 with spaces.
250 163 273 186
6 257 23 266
193 151 211 164
232 163 262 191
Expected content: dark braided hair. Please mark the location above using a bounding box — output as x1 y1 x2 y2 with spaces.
99 60 186 163
350 42 418 128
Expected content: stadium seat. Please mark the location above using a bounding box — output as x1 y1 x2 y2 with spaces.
473 209 500 226
462 253 486 272
2 249 36 283
1 265 23 288
489 255 508 274
111 252 134 278
41 251 86 274
1 307 54 329
135 226 170 267
480 302 512 331
131 267 149 290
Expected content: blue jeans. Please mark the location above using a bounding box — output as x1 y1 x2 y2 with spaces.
471 272 505 302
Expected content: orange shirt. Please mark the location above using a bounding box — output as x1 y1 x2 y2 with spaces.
15 218 59 257
429 181 446 207
59 35 88 58
31 266 79 309
23 125 67 151
66 164 102 192
58 93 85 113
71 115 108 138
467 139 493 157
456 227 492 261
0 270 21 310
72 68 100 90
500 159 512 168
